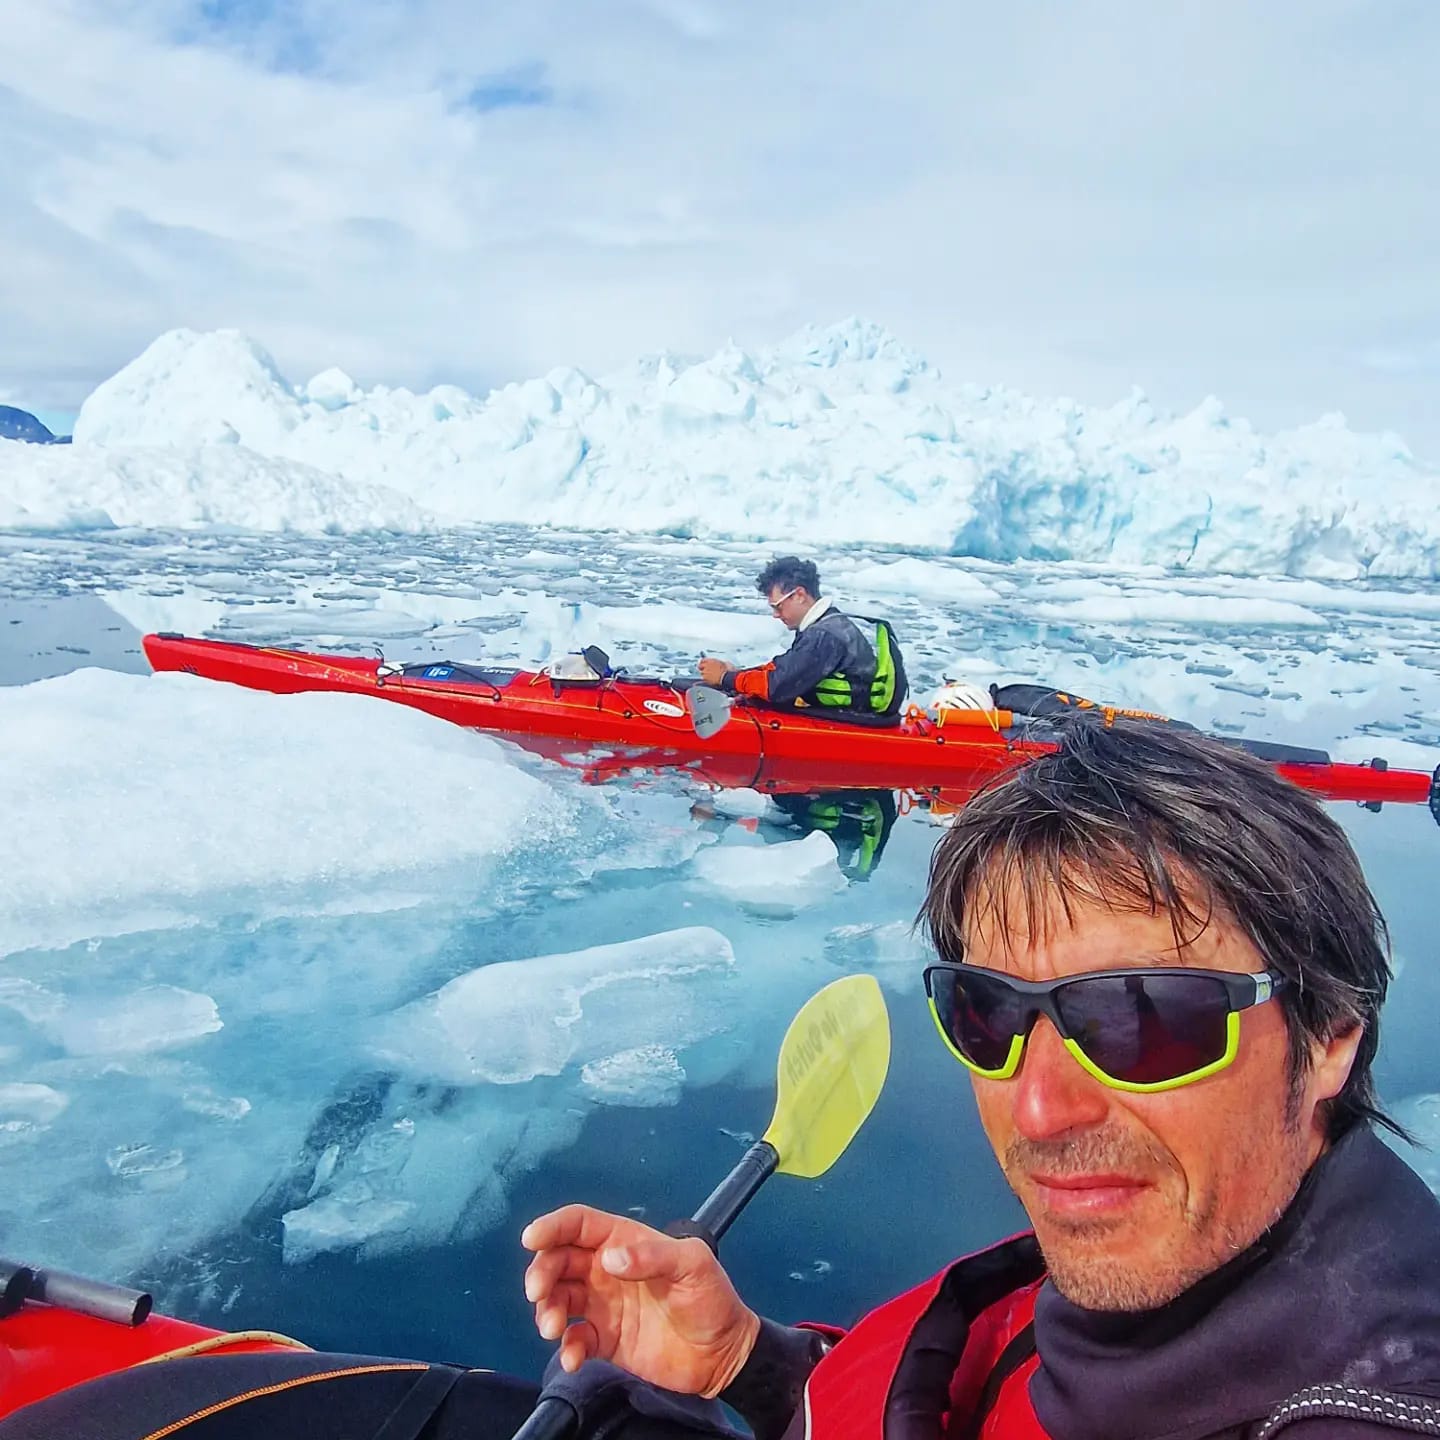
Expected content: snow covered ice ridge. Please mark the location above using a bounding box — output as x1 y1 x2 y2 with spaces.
2 318 1437 578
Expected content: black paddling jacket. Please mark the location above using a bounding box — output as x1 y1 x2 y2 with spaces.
721 605 905 716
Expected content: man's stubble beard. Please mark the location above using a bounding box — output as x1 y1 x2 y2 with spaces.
1007 1106 1310 1313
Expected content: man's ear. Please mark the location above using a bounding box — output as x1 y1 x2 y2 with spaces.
1311 1021 1363 1104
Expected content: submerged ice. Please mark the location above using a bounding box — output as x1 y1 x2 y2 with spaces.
0 666 765 1280
370 928 737 1087
692 831 848 916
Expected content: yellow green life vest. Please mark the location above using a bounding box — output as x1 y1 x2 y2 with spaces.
814 617 901 714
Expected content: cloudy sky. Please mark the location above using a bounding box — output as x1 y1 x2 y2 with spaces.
3 0 1437 453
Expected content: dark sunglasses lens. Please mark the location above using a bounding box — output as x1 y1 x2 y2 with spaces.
932 968 1023 1071
1054 973 1232 1084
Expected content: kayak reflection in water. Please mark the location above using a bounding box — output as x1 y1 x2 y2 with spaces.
690 789 898 882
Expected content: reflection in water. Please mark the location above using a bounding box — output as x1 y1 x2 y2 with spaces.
769 790 899 882
691 789 900 881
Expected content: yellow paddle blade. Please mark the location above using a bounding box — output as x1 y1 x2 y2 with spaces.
761 973 891 1179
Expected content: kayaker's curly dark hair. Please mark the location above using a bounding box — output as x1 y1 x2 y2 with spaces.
756 556 821 598
920 717 1403 1143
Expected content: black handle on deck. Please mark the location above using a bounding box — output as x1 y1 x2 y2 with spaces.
0 1263 35 1318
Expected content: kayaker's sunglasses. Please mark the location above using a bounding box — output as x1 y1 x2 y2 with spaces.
923 962 1286 1093
768 588 799 613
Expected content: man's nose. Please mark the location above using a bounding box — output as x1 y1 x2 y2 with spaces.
1009 1016 1111 1140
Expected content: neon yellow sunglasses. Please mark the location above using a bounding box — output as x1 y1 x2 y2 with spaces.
923 962 1286 1094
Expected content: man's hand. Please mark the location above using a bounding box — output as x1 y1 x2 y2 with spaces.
521 1204 761 1399
697 657 732 686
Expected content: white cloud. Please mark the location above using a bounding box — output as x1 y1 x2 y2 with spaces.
2 0 1437 455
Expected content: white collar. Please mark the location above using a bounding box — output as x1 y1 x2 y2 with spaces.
797 594 834 632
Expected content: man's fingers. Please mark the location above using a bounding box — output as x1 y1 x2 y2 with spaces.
601 1234 713 1285
521 1203 623 1254
523 1244 595 1303
558 1320 601 1374
534 1280 589 1342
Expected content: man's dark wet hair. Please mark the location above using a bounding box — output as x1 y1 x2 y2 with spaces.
756 556 821 599
920 718 1403 1141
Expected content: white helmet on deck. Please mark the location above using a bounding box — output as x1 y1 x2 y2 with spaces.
931 678 995 714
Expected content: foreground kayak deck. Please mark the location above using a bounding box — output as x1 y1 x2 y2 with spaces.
0 1300 293 1422
140 633 1440 813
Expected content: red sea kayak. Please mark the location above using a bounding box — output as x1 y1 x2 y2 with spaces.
140 633 1440 813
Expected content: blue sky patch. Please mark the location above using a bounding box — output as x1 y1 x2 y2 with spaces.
462 62 553 114
190 0 322 74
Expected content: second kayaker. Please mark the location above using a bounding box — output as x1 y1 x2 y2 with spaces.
697 556 907 721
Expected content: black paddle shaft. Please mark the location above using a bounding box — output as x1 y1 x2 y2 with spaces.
508 1139 781 1440
669 1140 780 1252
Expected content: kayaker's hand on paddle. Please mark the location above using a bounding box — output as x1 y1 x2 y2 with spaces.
697 657 731 687
521 1204 760 1398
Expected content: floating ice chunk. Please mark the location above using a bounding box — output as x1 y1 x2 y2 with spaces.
100 587 229 641
582 1045 687 1107
787 1258 834 1284
703 789 773 821
282 1119 421 1260
518 548 575 570
180 1087 252 1122
823 921 927 992
0 1082 69 1143
0 668 581 957
308 1143 341 1199
370 927 737 1086
281 1182 417 1263
0 978 222 1056
848 557 999 602
47 985 222 1057
692 832 847 916
105 1142 187 1189
1032 595 1326 628
589 602 775 651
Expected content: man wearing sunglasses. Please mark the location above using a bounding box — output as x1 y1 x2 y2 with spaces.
522 720 1440 1437
696 556 906 720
